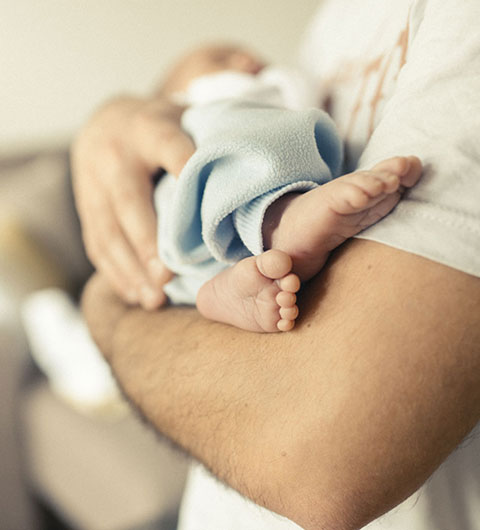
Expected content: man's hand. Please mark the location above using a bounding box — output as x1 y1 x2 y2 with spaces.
72 95 195 309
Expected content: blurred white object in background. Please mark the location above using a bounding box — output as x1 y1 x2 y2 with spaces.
0 289 14 328
21 289 126 418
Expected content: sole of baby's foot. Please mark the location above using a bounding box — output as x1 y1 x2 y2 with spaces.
265 155 422 281
196 249 300 333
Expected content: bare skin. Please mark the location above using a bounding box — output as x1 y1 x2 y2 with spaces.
72 96 194 310
151 45 424 333
71 46 266 310
196 155 422 332
71 48 421 331
197 249 301 333
74 38 480 530
82 240 480 530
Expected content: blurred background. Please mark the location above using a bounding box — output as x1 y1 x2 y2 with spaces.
0 1 319 529
1 0 319 153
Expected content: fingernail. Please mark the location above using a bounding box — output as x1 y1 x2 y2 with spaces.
139 284 160 309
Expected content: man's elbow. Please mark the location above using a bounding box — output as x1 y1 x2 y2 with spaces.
270 441 404 530
276 475 372 530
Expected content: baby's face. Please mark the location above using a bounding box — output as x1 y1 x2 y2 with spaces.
164 44 266 94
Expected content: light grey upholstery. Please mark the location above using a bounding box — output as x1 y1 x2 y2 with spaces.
0 148 188 529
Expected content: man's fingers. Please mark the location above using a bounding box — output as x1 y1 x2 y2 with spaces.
83 197 165 309
85 223 140 306
109 169 158 259
132 110 196 177
72 95 187 308
96 255 139 305
108 167 175 292
158 125 196 177
105 231 165 310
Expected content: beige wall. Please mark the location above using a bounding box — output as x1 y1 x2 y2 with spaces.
1 0 320 154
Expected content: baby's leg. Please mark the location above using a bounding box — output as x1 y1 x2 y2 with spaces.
263 155 422 280
196 249 300 332
196 155 421 333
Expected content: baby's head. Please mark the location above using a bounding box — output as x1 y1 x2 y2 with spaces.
161 44 266 95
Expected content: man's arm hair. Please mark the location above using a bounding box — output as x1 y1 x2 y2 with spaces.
83 239 480 530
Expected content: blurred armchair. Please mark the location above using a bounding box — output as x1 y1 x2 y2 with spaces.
0 148 187 530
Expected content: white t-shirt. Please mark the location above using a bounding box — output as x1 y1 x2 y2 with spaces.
178 1 480 528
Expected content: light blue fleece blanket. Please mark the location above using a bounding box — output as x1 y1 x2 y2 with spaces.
154 99 343 304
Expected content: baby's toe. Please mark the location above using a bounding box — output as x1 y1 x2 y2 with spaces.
356 171 400 196
400 156 423 187
256 249 292 279
344 182 372 209
278 273 301 293
371 156 409 175
277 319 295 332
280 305 299 320
276 291 296 307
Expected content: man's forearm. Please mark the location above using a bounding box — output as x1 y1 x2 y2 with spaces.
83 239 480 530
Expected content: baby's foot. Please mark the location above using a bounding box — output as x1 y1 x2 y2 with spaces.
196 249 300 332
263 156 422 280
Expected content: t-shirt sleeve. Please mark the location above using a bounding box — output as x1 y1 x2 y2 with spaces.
356 0 480 278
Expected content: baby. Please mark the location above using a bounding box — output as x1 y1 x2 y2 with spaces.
154 44 422 332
